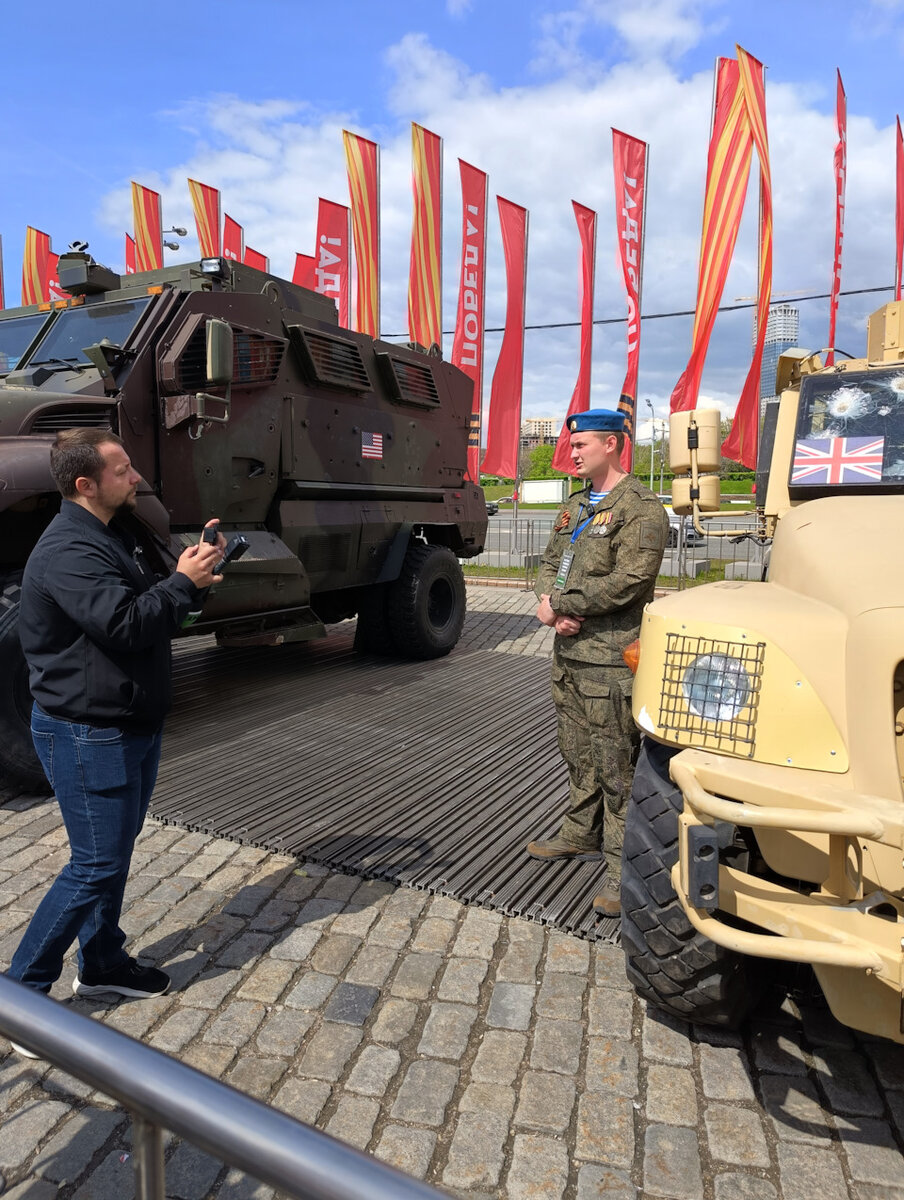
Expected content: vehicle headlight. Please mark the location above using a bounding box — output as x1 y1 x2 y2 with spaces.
682 653 751 722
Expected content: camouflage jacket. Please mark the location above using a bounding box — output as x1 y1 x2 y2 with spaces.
535 475 669 664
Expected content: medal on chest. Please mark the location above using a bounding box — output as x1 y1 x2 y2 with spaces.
588 511 614 537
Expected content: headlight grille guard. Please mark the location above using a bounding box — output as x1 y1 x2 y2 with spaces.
659 634 766 758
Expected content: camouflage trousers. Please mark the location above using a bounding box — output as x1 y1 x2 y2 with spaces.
551 652 639 880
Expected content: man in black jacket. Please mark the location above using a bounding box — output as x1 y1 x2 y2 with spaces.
8 428 223 1019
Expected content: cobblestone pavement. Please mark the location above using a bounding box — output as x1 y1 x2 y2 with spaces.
0 584 902 1199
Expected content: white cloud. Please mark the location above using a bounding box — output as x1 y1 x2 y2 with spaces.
95 25 898 430
533 0 723 72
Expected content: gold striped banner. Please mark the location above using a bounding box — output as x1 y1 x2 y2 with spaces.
188 178 221 258
408 123 442 350
343 130 380 338
131 182 163 272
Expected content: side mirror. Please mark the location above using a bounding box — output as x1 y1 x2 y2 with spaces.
206 318 234 386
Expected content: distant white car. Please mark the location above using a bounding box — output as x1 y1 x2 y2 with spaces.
663 506 705 548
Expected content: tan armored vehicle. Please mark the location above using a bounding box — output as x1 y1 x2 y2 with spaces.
623 301 904 1043
0 250 487 790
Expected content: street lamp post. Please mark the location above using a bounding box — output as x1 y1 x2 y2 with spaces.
659 421 666 495
645 399 655 491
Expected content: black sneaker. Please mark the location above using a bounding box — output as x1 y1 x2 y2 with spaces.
72 958 170 999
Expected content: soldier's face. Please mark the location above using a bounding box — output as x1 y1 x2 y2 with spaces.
569 431 615 479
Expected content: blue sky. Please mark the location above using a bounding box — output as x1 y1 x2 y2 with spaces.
3 0 904 425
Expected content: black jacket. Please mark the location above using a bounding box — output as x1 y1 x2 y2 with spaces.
19 501 200 732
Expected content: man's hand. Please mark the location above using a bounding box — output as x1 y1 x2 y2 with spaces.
537 594 584 637
536 594 557 627
176 519 227 589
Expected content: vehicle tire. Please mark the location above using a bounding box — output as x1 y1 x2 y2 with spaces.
0 574 49 793
353 585 398 656
621 737 755 1027
387 543 466 660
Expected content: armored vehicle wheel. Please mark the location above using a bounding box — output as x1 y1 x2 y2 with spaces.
387 543 466 659
621 737 755 1028
0 574 50 793
353 585 397 656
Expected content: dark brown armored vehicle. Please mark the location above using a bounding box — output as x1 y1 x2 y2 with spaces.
0 250 487 789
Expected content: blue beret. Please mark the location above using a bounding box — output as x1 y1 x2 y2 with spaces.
567 408 626 434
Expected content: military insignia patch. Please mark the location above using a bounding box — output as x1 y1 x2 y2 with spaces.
554 509 571 532
640 518 666 550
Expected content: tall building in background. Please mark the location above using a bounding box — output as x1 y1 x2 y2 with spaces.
756 303 799 413
521 417 558 447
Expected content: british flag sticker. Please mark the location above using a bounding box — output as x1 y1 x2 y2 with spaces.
362 432 384 460
791 436 885 485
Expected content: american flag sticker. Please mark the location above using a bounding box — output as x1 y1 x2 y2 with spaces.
791 436 884 485
362 432 384 460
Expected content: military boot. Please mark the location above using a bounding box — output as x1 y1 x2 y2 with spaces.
526 834 601 860
591 879 621 916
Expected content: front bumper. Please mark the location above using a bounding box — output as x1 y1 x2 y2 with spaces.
669 749 904 1041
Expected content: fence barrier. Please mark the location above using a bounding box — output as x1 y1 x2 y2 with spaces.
463 514 769 591
0 976 448 1200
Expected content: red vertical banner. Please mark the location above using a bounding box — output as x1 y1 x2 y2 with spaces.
612 131 648 470
244 247 270 272
343 130 380 338
896 116 904 302
131 182 163 272
22 227 51 305
670 58 753 412
223 215 244 263
481 198 528 481
408 123 443 350
551 203 597 474
315 199 351 327
826 70 846 367
293 253 317 289
125 234 137 275
453 161 488 484
188 178 221 258
722 47 772 470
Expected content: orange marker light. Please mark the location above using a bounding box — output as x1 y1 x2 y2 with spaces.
622 638 641 674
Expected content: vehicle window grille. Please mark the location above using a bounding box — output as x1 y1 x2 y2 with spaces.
177 327 285 391
376 353 440 407
658 634 765 758
29 407 115 434
290 328 371 392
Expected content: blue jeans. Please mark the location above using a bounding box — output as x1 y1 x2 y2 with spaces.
8 705 162 991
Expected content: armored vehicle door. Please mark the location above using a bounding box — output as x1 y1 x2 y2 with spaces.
155 294 286 526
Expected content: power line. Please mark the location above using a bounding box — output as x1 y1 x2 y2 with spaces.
382 283 894 340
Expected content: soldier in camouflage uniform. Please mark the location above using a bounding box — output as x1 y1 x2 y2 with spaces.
528 409 669 915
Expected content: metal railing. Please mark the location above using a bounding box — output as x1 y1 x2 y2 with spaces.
462 516 540 588
463 514 768 591
0 975 448 1200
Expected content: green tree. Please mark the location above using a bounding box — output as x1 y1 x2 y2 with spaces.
524 444 570 480
720 418 755 477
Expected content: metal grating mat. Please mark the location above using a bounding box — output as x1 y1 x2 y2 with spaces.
153 634 620 942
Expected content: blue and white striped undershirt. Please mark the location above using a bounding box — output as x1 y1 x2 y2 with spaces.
588 489 608 505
